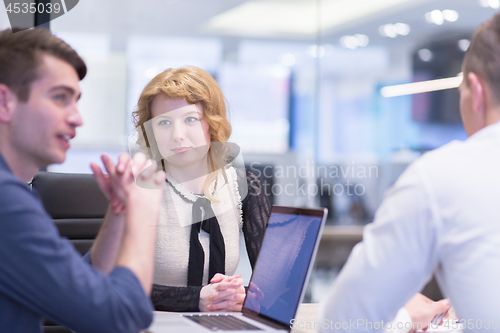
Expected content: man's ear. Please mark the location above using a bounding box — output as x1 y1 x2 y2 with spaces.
467 72 486 116
0 84 17 123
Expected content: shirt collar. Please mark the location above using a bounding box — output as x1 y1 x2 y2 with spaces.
468 120 500 142
0 153 12 173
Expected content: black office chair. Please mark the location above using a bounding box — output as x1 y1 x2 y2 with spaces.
422 276 444 301
43 326 75 333
31 171 109 333
31 171 108 255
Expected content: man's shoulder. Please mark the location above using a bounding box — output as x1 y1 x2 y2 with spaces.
392 140 470 193
409 135 497 192
0 168 44 215
416 140 466 168
417 123 500 169
0 166 29 195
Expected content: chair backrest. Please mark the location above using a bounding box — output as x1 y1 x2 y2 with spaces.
31 172 108 255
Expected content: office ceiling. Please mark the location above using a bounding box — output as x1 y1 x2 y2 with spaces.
1 0 498 50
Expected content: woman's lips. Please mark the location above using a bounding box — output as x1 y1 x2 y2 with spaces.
171 147 192 154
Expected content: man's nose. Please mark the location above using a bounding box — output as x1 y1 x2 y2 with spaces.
67 104 83 128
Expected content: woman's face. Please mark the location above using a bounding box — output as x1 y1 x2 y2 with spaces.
150 96 210 169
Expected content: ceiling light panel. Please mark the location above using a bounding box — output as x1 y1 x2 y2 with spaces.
479 0 500 9
379 23 410 38
425 9 459 25
381 74 463 97
205 0 423 37
340 34 369 49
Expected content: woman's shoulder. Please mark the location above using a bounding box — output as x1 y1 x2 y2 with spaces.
226 165 262 183
225 166 268 204
245 168 263 183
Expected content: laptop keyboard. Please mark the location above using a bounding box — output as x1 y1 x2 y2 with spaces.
183 314 263 331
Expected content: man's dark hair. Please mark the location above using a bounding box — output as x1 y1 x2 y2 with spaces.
0 28 86 101
463 12 500 98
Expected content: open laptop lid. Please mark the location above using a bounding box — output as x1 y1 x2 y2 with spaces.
242 206 327 330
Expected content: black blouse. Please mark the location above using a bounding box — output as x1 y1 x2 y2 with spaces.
150 168 271 312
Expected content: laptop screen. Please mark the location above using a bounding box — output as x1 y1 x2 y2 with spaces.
243 207 325 326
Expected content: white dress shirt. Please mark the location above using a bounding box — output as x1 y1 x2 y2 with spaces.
320 121 500 332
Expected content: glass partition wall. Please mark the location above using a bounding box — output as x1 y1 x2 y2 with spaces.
2 0 497 302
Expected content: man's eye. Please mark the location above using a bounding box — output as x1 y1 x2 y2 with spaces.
54 94 67 102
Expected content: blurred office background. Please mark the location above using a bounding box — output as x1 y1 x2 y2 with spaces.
1 0 498 302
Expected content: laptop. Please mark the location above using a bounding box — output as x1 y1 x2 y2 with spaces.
147 205 327 332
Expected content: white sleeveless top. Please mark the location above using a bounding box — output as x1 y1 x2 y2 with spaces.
153 167 243 286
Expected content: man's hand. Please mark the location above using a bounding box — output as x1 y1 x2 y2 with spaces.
91 153 133 214
404 293 450 332
89 152 164 278
113 152 164 295
199 274 246 312
91 153 161 214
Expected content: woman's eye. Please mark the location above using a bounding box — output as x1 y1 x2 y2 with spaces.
186 117 199 122
158 120 171 125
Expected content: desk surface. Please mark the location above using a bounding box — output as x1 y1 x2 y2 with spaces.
292 303 319 333
149 303 463 333
321 226 364 241
147 304 320 333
